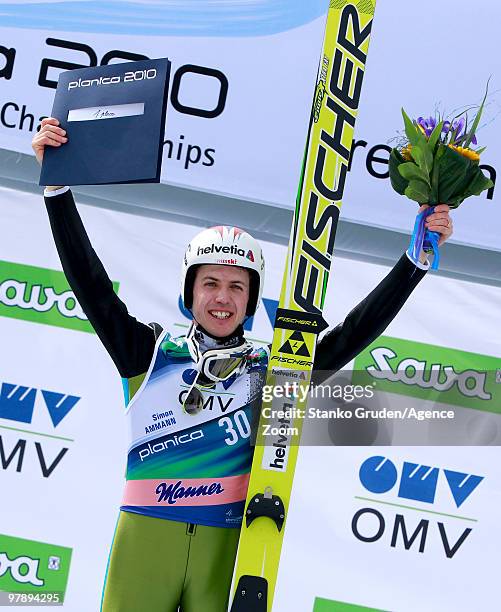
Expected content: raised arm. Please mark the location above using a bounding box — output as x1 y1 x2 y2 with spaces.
313 204 453 378
34 119 156 378
313 253 427 378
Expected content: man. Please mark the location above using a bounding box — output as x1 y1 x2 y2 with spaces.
32 118 452 611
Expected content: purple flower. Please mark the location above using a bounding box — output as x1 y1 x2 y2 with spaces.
453 117 466 139
417 116 437 137
442 116 478 145
418 113 478 146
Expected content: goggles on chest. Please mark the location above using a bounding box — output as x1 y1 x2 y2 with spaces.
184 324 254 414
199 342 254 382
186 322 253 381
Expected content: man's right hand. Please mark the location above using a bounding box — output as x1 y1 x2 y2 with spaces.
32 117 68 190
32 117 68 165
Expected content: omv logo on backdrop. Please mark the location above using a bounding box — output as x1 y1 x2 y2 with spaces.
352 455 483 559
0 382 79 428
0 380 80 478
0 260 119 333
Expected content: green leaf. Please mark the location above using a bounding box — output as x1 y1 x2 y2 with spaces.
428 120 443 151
429 144 446 205
463 170 494 199
401 108 422 146
410 144 433 176
404 179 430 203
464 78 490 148
398 161 430 185
435 145 476 203
389 148 409 195
447 126 459 146
475 146 487 155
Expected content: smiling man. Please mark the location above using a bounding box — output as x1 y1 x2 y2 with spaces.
192 265 250 334
32 118 453 612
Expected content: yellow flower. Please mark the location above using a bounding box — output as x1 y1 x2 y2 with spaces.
448 144 480 161
401 144 412 161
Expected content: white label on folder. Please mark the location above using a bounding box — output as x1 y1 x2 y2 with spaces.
67 103 145 122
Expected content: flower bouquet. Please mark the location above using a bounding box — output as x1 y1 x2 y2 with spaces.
389 91 494 267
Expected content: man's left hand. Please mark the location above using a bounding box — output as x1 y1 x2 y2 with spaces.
421 203 453 246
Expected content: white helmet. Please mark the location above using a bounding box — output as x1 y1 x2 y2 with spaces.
182 225 265 316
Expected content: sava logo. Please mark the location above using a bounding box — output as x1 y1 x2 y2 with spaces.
367 347 491 400
0 278 85 319
0 534 72 598
138 430 204 462
156 480 224 505
0 552 44 586
353 337 498 412
197 244 254 261
0 260 119 333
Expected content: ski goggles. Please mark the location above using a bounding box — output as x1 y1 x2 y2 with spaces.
182 342 253 415
200 342 254 382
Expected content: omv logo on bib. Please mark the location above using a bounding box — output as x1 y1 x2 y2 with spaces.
181 368 236 391
179 369 235 414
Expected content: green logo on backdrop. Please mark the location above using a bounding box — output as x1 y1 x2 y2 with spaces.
0 260 119 333
314 598 386 612
0 534 72 601
353 336 499 413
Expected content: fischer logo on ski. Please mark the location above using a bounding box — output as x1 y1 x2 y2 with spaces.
274 308 328 333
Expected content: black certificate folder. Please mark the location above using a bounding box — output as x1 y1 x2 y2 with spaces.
40 58 171 186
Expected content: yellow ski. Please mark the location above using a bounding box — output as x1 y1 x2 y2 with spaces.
230 2 377 610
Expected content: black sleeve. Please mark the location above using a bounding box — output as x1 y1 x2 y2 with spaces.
313 254 427 378
44 188 156 378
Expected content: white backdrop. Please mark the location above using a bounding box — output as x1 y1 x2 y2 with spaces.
342 0 500 251
0 0 499 249
0 1 326 207
0 185 500 610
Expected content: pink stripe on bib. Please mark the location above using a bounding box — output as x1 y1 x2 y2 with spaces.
122 474 250 507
